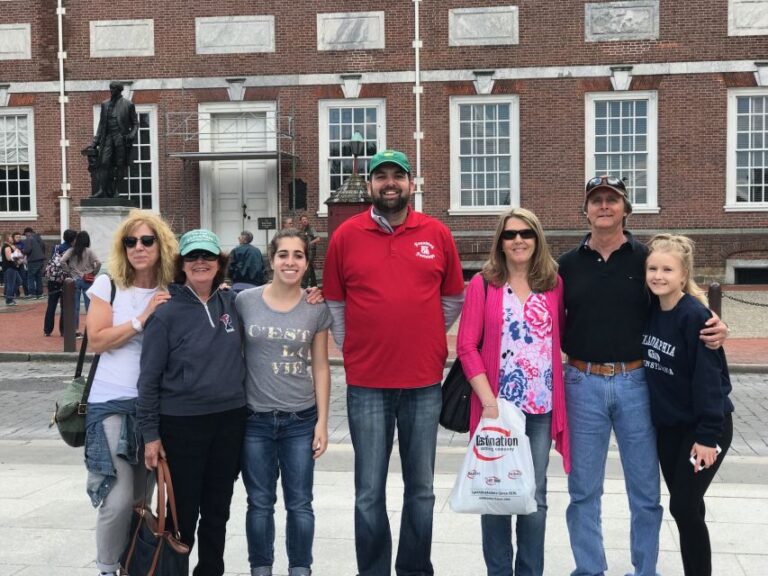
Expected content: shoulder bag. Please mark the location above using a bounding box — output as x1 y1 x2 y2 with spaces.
439 278 488 433
49 279 115 447
121 457 190 575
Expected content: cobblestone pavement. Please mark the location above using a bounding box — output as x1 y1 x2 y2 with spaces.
1 362 766 456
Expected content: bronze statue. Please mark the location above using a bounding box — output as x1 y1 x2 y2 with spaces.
90 81 139 198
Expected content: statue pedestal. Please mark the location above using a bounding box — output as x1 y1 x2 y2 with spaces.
76 198 139 273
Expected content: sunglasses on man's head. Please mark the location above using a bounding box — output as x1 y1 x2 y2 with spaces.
183 251 218 262
500 229 537 241
123 235 156 248
586 175 627 193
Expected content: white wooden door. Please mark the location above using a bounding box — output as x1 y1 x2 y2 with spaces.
210 113 275 252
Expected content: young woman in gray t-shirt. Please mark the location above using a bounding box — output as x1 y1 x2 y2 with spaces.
235 229 331 576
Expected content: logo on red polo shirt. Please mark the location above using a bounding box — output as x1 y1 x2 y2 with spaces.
414 241 436 259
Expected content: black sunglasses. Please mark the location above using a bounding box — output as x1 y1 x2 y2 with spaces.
183 251 218 262
586 175 627 193
123 235 156 248
500 229 537 241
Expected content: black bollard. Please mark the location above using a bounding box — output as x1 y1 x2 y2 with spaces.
62 278 76 352
708 282 722 319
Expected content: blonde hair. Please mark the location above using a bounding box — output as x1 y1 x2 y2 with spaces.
107 210 178 290
482 208 558 292
646 234 708 306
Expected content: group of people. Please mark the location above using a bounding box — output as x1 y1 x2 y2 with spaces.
2 227 46 304
80 149 733 576
1 226 101 336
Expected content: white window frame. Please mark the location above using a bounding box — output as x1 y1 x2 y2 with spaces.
585 91 659 213
317 98 386 216
92 104 160 212
726 87 768 212
449 95 520 215
0 107 36 221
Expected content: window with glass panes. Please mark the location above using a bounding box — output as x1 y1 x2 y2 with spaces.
593 99 649 204
0 114 31 214
735 95 768 203
327 106 378 192
124 112 153 209
458 103 512 207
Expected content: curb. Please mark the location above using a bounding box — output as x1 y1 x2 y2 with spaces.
0 352 765 373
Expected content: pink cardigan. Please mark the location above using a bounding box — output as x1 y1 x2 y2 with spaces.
456 273 570 472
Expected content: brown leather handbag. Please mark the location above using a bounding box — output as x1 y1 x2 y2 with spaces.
121 458 190 576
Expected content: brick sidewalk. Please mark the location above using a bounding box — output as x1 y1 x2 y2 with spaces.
0 296 765 365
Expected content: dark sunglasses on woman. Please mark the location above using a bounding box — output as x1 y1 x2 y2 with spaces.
183 251 218 262
500 229 537 241
123 235 157 248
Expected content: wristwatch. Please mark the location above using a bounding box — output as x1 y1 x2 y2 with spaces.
131 317 144 333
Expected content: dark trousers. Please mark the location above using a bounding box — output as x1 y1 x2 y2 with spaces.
160 406 247 576
26 260 44 297
657 413 733 576
301 260 317 289
44 281 64 335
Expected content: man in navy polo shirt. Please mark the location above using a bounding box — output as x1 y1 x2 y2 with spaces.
558 176 727 576
323 150 464 576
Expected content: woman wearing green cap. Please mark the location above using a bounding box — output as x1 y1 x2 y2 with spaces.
137 228 247 576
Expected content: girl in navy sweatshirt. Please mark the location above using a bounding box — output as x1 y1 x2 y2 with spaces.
642 234 734 576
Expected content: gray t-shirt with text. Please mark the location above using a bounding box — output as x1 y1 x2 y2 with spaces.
236 286 331 413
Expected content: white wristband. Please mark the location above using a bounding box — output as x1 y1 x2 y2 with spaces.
131 317 144 333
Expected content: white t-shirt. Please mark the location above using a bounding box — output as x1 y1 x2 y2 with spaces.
86 274 158 402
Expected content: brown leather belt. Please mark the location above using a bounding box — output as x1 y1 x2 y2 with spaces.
568 358 643 377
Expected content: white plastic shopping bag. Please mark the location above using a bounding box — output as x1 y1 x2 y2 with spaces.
449 399 537 515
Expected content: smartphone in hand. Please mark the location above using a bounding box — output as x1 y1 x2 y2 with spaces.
689 444 722 471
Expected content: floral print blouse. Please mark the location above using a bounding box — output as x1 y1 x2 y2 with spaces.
497 284 553 414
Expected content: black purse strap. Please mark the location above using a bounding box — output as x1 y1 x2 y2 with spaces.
78 278 116 408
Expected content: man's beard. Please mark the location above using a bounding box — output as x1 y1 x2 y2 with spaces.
372 190 409 215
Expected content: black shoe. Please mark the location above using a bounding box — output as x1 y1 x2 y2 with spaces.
75 332 83 339
44 332 51 337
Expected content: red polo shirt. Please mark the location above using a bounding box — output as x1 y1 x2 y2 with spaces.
323 208 465 388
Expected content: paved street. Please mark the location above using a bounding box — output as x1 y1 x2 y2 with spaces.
1 361 768 574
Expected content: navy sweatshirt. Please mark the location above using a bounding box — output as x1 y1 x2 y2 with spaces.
641 294 734 447
137 284 246 443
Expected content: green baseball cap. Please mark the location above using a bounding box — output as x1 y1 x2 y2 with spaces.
368 149 411 176
178 229 221 256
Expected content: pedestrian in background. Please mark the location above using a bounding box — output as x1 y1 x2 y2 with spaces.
281 216 295 229
2 233 23 306
22 226 46 298
43 228 77 337
62 230 101 336
298 214 319 288
13 232 28 298
229 230 265 292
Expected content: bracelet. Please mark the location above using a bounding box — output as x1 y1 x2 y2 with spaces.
482 402 497 408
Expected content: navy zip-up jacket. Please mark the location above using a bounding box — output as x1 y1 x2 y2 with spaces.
136 284 246 443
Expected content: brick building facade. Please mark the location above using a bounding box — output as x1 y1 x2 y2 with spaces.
1 0 767 281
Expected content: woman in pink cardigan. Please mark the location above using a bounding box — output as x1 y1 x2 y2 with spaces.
456 208 570 576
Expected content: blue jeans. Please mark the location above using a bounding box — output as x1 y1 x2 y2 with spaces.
4 268 19 303
565 365 662 576
347 383 441 576
74 277 93 330
481 412 552 576
26 259 44 296
242 406 317 576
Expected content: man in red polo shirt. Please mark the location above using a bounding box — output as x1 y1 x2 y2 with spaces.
324 149 464 576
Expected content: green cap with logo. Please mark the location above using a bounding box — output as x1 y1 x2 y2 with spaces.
178 229 221 256
368 149 411 176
